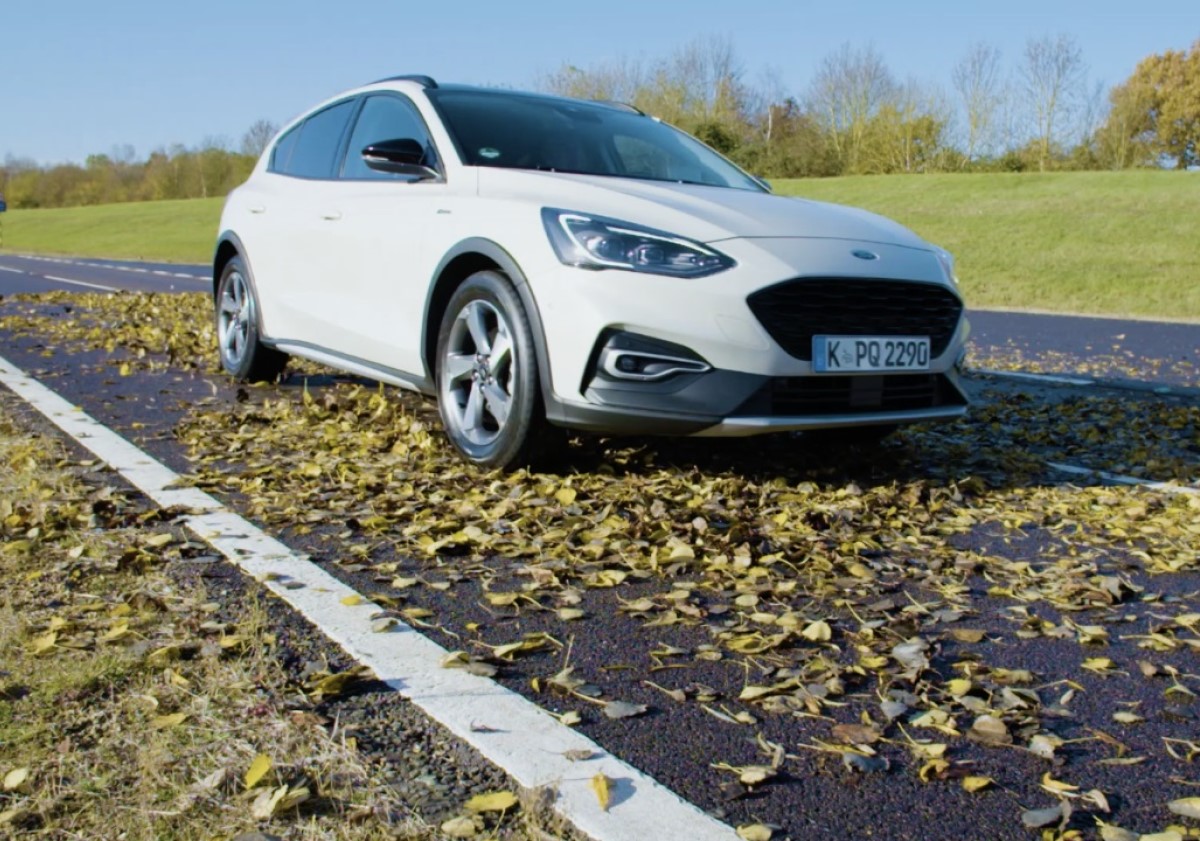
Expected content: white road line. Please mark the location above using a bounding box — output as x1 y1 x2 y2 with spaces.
972 368 1096 387
43 275 120 293
1048 461 1200 496
0 266 26 274
0 352 739 841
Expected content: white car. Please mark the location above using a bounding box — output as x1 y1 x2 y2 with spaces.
214 75 969 468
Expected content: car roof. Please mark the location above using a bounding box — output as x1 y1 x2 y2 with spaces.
367 75 643 115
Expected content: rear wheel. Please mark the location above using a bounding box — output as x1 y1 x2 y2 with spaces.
215 256 287 382
436 271 552 469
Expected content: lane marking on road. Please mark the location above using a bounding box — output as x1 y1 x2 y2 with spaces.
1049 461 1200 496
0 266 27 274
12 254 208 281
43 275 120 292
0 351 739 841
972 368 1096 387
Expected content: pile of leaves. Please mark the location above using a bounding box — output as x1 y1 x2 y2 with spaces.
172 380 1200 839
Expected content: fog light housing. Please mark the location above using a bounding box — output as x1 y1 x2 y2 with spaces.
603 350 711 381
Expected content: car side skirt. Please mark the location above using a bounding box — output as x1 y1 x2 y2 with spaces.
271 340 433 394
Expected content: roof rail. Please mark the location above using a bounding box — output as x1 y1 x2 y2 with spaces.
598 100 644 115
372 74 438 88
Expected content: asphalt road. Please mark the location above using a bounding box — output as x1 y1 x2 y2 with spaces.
0 253 209 294
2 255 1199 841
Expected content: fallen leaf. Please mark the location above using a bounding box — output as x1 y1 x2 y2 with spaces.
591 772 612 811
736 824 774 841
244 753 272 789
441 816 478 838
962 775 993 792
1021 804 1063 829
2 768 29 792
1168 797 1200 819
150 713 188 729
603 700 648 720
465 791 518 813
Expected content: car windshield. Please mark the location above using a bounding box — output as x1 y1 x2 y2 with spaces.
428 89 764 192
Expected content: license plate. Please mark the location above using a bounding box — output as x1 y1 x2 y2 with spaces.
813 336 930 373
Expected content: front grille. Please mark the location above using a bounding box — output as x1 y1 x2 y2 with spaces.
743 373 966 416
747 278 963 361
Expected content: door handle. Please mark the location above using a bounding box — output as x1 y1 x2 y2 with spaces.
321 210 343 221
248 205 266 214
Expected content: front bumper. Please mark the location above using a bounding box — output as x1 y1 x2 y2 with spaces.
529 235 970 436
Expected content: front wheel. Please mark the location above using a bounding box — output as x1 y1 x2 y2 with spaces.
435 271 550 469
215 256 288 382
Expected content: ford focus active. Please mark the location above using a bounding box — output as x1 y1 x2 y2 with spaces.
214 75 969 468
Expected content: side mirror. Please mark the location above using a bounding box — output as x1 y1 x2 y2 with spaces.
362 138 440 180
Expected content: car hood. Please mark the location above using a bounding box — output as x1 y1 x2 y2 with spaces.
475 168 930 249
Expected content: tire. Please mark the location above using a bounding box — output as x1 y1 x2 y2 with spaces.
435 270 552 469
214 256 288 382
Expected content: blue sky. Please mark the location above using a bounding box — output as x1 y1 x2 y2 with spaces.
3 0 1196 164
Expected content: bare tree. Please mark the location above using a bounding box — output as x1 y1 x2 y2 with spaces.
806 43 897 173
240 120 279 158
1021 34 1087 170
952 42 1004 163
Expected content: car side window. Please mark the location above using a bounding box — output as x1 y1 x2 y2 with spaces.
280 100 356 179
341 95 438 180
269 124 301 174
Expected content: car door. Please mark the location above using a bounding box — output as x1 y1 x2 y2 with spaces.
251 99 358 344
311 93 447 377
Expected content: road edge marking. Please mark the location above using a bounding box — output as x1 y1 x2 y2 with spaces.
1048 461 1199 496
0 351 738 841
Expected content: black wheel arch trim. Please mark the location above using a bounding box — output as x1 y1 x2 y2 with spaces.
213 231 273 343
424 238 558 411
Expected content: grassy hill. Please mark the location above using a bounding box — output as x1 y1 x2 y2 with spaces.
1 172 1197 319
0 197 224 264
774 171 1200 320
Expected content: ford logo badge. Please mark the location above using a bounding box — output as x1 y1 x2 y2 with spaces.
852 249 879 261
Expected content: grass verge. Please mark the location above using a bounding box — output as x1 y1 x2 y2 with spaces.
0 397 560 839
774 170 1200 320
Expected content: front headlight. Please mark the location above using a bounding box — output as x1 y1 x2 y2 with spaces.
541 208 735 278
933 246 959 286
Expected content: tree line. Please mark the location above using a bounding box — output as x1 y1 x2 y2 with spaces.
0 120 276 210
2 36 1196 210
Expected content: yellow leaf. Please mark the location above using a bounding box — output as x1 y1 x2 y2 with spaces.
962 775 993 792
946 678 972 696
557 607 586 621
340 594 364 606
29 631 57 655
591 773 612 811
244 753 272 789
441 816 478 838
150 713 188 729
1041 772 1079 793
2 768 29 791
737 824 774 841
1168 797 1200 819
801 620 832 642
1082 657 1116 674
555 487 577 506
465 791 518 813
